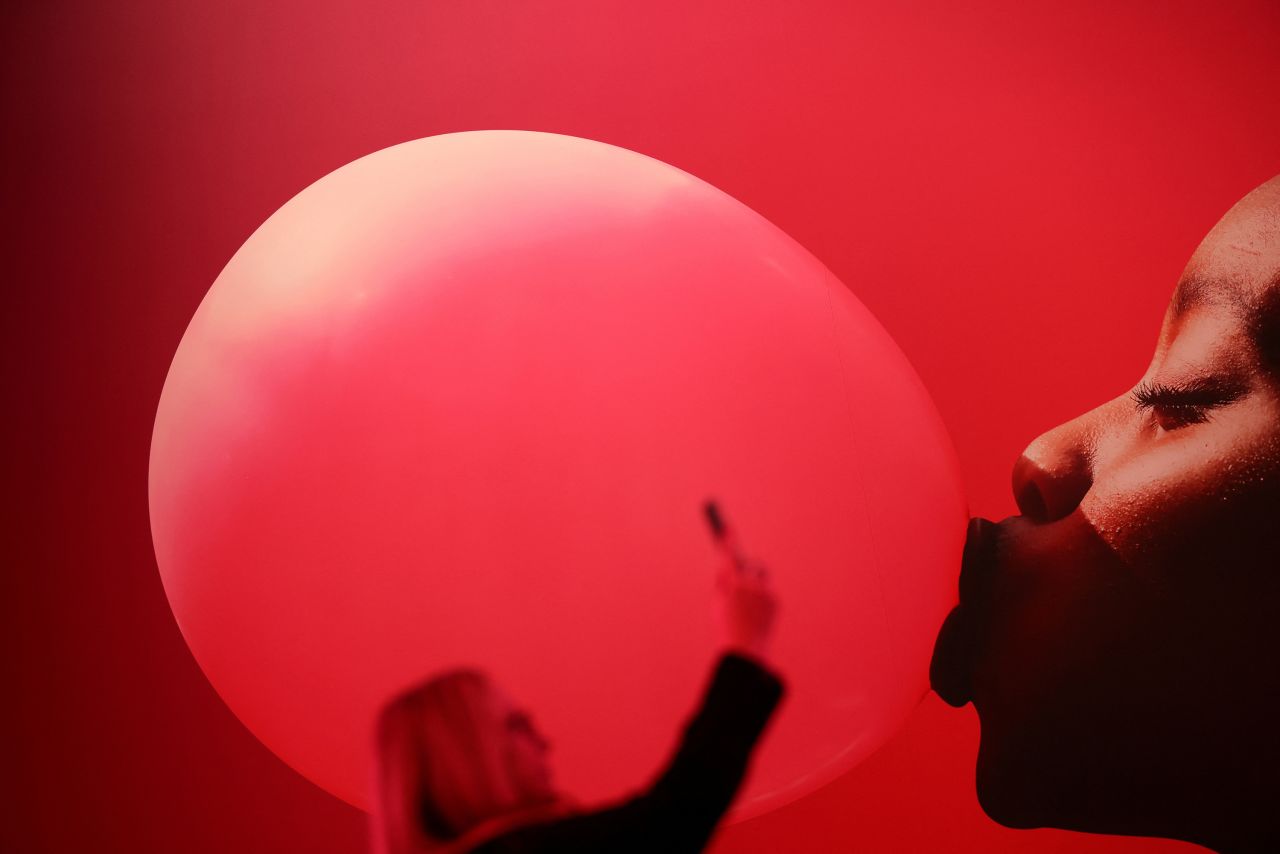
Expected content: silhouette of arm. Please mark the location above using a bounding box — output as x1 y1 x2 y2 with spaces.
475 653 784 854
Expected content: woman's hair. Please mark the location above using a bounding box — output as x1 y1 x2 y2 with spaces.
371 669 530 854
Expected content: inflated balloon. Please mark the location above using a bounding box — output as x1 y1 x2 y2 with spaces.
149 131 964 818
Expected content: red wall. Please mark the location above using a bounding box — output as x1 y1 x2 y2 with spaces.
7 2 1278 851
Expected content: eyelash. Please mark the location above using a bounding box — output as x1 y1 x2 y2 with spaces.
1131 380 1243 430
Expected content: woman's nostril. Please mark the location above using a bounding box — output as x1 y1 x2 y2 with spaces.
1017 479 1049 521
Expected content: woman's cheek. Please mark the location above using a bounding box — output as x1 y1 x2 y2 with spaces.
1082 414 1280 568
973 514 1129 713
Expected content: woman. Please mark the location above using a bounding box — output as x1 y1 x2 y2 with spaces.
372 545 783 853
932 175 1280 852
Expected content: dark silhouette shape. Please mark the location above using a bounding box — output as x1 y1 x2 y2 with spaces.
932 174 1280 853
372 503 782 854
472 654 782 853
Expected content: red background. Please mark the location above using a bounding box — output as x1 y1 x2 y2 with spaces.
6 2 1278 851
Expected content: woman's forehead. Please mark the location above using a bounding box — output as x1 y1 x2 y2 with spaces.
1185 178 1280 304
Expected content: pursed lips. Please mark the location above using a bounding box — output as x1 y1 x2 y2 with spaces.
930 517 1000 707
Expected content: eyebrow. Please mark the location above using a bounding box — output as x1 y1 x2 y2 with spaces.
1168 271 1280 374
1170 271 1260 320
1169 273 1215 318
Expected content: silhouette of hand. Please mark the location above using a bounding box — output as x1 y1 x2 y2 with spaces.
715 555 778 662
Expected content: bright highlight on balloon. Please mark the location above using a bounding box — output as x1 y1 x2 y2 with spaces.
149 131 965 819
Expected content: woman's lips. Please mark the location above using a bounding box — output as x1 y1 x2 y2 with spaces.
930 606 973 707
930 517 999 707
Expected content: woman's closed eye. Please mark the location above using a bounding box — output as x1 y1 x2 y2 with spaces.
1132 377 1248 432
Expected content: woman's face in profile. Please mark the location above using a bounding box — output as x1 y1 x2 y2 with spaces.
933 176 1280 844
491 690 558 805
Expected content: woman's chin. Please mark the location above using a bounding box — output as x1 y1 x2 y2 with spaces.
974 737 1068 832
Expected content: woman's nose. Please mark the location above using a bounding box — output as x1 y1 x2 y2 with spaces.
1011 422 1094 523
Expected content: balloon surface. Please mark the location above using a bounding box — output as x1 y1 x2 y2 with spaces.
149 131 965 819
